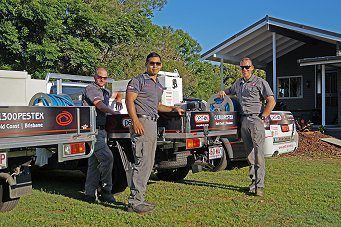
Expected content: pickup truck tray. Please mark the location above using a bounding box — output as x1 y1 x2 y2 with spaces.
106 111 239 139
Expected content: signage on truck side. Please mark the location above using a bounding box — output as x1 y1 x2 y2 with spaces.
0 107 91 138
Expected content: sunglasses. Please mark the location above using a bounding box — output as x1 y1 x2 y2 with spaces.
240 65 251 70
148 61 162 67
96 75 108 80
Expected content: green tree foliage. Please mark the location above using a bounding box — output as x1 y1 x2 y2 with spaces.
117 0 167 17
189 61 220 100
0 0 150 78
0 0 264 99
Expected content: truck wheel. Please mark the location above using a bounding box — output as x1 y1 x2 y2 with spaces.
156 166 190 182
0 184 19 212
220 138 235 170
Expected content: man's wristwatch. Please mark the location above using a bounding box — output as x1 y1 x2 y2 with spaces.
259 115 266 121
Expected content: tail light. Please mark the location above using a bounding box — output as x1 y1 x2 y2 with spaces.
186 138 201 149
281 124 289 132
63 142 86 156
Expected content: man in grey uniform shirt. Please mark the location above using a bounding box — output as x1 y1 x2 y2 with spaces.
82 67 122 203
219 57 276 197
126 52 184 213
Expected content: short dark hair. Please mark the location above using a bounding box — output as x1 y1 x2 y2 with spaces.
146 52 161 63
96 67 107 75
240 57 253 65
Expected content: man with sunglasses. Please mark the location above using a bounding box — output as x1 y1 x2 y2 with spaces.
82 67 122 204
218 57 276 197
126 52 184 213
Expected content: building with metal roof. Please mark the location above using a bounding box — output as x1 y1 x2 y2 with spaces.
201 15 341 126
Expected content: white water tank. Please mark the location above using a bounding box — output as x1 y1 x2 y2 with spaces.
110 70 183 107
158 71 183 106
0 70 47 106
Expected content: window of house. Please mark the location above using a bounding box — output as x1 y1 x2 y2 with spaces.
277 76 303 98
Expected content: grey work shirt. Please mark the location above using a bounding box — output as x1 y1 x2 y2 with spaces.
82 82 111 126
126 73 164 119
224 75 274 115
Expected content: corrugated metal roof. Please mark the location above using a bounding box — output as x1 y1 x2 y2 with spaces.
298 55 341 69
201 15 341 68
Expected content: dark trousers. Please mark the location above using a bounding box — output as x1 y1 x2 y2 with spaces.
85 129 113 196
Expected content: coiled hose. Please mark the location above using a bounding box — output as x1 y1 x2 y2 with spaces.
29 93 75 106
206 94 241 112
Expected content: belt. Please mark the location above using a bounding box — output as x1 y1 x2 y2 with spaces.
96 125 105 130
137 114 158 122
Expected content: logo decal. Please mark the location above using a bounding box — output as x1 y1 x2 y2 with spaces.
194 114 210 123
56 111 73 126
286 114 294 121
270 114 282 121
122 118 132 128
214 114 234 121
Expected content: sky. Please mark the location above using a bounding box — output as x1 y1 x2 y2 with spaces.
152 0 341 54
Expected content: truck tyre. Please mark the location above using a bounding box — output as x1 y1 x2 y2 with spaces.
156 166 190 182
220 138 234 170
0 184 19 212
157 159 187 169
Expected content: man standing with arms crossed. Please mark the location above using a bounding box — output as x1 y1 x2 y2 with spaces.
219 58 276 197
126 52 184 213
83 67 122 203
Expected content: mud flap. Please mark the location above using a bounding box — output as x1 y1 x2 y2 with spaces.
9 166 32 199
116 141 133 188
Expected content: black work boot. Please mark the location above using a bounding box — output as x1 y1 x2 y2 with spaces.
84 195 97 204
127 203 155 214
248 188 255 194
99 190 116 204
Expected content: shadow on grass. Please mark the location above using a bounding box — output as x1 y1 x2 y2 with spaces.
175 179 248 194
31 169 127 211
227 160 249 170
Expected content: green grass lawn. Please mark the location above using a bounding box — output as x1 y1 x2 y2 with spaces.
0 156 340 226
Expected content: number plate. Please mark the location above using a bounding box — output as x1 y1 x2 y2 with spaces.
273 136 292 143
208 146 223 160
0 152 7 169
